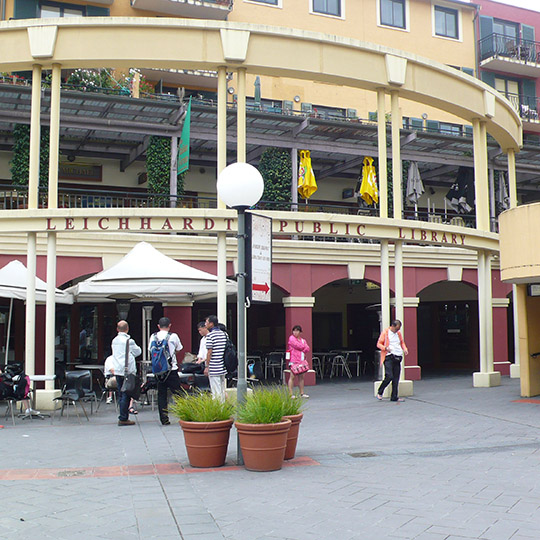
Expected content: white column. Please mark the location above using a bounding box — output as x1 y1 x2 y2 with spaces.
391 91 402 220
25 64 42 377
394 241 404 325
377 89 388 219
217 66 228 325
488 167 495 232
45 63 61 391
507 149 520 378
380 240 390 331
473 250 501 387
25 232 37 377
237 68 246 163
510 284 521 378
473 119 490 231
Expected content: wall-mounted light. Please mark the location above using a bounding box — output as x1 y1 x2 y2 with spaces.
294 95 301 102
228 87 235 94
421 113 428 120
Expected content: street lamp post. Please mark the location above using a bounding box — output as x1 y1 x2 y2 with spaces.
217 162 264 464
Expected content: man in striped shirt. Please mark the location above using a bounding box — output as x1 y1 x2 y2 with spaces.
204 315 227 402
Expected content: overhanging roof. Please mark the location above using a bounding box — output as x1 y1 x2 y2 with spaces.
0 83 538 191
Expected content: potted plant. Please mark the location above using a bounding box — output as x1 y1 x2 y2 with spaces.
282 390 306 460
169 391 236 468
235 386 292 472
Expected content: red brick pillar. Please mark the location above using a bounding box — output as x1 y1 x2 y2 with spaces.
163 303 193 362
403 297 421 381
493 298 511 376
283 296 316 386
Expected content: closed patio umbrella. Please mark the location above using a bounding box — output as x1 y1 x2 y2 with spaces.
406 161 424 218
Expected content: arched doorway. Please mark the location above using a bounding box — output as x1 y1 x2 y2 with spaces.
417 281 478 374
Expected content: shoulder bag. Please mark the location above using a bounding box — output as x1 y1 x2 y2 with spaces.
121 337 141 400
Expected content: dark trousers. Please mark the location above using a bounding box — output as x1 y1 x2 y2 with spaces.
115 375 130 421
377 355 402 401
157 370 183 423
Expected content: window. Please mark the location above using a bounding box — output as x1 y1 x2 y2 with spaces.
435 6 458 39
313 0 342 17
493 19 518 40
439 122 462 136
40 1 85 17
495 77 520 111
247 0 279 5
381 0 405 29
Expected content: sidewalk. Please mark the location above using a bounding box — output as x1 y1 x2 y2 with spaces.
1 376 540 540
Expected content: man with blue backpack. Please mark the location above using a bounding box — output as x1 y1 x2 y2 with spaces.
148 317 183 425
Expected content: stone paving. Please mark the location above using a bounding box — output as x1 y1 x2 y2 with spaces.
1 375 540 540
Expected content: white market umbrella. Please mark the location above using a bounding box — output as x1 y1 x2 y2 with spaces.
406 162 425 218
65 241 236 302
0 260 73 364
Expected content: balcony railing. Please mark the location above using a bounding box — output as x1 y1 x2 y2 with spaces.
479 33 540 64
504 92 539 122
0 185 478 230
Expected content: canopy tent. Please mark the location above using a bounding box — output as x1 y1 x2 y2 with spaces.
65 241 236 302
0 260 73 364
0 260 73 304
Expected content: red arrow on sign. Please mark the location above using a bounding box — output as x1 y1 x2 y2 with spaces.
252 282 270 294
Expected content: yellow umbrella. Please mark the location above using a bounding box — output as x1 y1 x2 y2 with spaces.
298 150 317 199
359 156 379 205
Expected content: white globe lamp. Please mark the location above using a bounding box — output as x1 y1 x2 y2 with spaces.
217 162 264 208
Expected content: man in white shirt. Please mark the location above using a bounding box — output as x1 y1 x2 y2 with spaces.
376 319 408 402
148 316 183 425
196 321 208 364
111 320 142 425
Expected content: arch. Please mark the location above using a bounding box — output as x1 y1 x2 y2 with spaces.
0 18 521 150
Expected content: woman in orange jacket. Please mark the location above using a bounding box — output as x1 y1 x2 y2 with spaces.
376 319 408 402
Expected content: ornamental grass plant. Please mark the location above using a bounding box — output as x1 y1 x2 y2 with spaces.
169 390 235 423
282 388 306 417
236 385 291 424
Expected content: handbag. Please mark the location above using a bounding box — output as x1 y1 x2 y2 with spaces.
290 360 309 375
121 337 141 400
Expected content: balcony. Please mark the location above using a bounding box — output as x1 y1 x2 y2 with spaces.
0 185 478 231
479 33 540 77
130 0 232 19
503 92 540 132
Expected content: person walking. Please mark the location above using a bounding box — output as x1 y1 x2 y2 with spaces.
111 320 142 426
287 325 310 398
148 316 184 426
376 319 408 402
204 315 227 402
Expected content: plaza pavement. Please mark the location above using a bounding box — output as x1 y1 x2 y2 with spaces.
1 375 540 540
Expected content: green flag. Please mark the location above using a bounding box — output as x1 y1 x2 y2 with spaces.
177 97 191 175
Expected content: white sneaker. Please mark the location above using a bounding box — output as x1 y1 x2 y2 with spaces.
25 408 40 415
106 397 113 404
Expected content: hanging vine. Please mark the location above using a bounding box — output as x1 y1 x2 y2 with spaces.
10 124 50 191
258 148 292 208
146 136 185 205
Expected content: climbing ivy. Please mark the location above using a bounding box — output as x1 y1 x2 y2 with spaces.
258 148 292 208
10 124 50 190
146 136 185 205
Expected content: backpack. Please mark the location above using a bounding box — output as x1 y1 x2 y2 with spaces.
150 333 172 376
12 374 30 400
223 336 238 378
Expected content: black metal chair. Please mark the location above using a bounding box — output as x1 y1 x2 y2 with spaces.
52 371 89 422
264 352 284 380
0 395 17 426
79 369 98 414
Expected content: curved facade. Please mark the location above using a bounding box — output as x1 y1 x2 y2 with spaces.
0 11 525 404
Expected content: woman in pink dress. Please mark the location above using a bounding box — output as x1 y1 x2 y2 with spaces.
287 325 310 398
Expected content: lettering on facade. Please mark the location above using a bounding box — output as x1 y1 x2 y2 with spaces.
42 216 469 248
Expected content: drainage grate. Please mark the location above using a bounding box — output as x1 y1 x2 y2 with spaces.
348 452 377 458
57 469 86 477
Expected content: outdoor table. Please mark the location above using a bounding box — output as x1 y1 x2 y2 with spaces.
75 364 105 391
19 374 56 420
313 352 335 378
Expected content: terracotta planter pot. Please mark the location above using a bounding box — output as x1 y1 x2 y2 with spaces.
179 418 234 468
283 413 303 460
235 419 292 472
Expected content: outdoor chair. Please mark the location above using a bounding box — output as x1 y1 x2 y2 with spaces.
329 353 352 379
0 395 17 426
264 352 284 380
52 370 89 422
79 369 98 414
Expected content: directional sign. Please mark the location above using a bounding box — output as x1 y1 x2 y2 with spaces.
246 212 272 303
